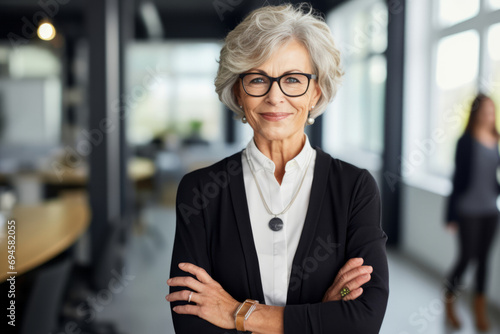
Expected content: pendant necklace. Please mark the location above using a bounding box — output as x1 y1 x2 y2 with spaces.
245 148 313 232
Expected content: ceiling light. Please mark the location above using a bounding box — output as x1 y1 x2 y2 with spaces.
37 22 56 41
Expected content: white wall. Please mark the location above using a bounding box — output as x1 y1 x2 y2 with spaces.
401 182 500 309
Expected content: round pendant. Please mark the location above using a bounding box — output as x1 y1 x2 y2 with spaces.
269 217 283 231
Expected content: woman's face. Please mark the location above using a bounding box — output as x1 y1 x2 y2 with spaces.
477 98 496 130
234 39 321 144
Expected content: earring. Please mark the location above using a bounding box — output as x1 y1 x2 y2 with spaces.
239 105 247 123
307 106 315 125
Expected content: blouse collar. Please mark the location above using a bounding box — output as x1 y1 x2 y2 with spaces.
245 134 313 174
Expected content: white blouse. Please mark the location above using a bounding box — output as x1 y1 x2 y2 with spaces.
241 135 316 306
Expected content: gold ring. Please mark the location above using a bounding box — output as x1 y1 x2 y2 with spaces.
340 287 351 298
188 291 193 303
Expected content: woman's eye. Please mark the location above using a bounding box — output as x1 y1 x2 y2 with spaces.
285 77 300 83
250 77 267 84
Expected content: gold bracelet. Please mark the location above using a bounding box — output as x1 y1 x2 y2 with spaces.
234 299 259 331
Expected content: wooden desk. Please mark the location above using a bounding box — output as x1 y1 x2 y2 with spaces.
0 191 90 282
39 157 155 185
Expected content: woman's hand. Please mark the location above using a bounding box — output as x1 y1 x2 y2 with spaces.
322 257 373 302
166 262 241 329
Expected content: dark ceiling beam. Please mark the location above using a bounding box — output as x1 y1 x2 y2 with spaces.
1 0 348 41
0 10 85 42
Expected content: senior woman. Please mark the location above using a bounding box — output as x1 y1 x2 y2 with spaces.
166 4 389 334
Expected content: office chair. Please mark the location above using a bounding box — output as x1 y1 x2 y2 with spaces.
20 252 72 334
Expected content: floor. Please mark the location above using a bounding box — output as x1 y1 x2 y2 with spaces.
95 204 500 334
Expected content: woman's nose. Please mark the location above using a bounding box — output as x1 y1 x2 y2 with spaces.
265 81 285 104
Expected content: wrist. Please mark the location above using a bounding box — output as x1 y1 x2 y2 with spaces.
234 299 259 331
232 301 242 329
244 304 285 334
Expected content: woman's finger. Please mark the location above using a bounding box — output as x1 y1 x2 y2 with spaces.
323 270 372 302
342 287 363 301
341 273 371 298
172 304 199 316
166 290 197 303
333 258 363 285
166 264 240 329
344 273 372 290
167 275 205 292
322 285 335 302
178 262 214 284
334 264 373 287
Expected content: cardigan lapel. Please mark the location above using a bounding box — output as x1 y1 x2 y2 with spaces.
227 152 266 304
286 147 331 304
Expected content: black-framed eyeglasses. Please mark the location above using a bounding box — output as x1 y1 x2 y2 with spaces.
238 72 317 97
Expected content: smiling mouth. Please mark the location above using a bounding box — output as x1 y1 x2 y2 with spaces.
259 113 292 121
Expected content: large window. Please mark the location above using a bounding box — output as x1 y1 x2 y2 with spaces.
324 0 387 170
438 0 480 27
126 42 222 146
487 23 500 129
430 30 479 175
490 0 500 10
404 0 500 191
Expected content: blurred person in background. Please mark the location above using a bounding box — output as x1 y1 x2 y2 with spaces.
165 4 389 334
445 93 500 332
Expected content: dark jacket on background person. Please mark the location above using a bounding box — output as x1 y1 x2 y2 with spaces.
446 132 500 223
169 147 389 334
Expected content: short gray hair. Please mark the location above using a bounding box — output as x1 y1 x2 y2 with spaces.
215 3 343 120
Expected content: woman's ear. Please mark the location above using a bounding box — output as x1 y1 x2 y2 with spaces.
312 81 322 107
233 83 242 106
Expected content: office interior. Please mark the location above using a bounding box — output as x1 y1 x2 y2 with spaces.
0 0 499 333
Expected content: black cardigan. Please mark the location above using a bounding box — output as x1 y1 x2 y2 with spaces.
446 132 500 223
169 147 389 334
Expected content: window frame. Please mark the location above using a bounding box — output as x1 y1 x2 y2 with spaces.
403 0 500 194
323 0 388 172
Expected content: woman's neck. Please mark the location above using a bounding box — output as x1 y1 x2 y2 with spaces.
472 126 498 148
253 132 306 185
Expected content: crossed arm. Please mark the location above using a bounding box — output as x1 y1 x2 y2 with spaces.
167 169 388 333
166 258 373 334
